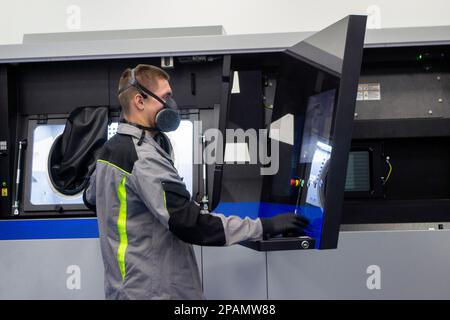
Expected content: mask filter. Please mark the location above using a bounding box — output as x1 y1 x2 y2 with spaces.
155 97 180 132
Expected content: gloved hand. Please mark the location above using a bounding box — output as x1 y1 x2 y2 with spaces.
260 213 309 240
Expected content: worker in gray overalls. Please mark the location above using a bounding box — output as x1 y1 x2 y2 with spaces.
83 64 308 299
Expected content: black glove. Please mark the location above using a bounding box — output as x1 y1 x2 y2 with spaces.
260 213 309 240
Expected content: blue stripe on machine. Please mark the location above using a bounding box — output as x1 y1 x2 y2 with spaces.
0 203 324 245
0 218 99 240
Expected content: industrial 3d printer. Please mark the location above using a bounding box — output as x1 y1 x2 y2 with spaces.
1 15 450 299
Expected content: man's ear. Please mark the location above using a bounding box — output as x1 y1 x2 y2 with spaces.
133 93 145 111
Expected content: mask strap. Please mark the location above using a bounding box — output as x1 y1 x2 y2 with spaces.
118 67 169 108
120 118 157 131
137 129 146 146
120 119 158 146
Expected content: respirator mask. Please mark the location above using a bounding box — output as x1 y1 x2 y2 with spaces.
118 67 180 132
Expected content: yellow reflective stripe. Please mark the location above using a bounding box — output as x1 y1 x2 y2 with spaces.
97 159 131 175
163 191 167 209
117 175 128 281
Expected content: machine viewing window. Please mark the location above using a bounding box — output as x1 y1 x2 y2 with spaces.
24 118 194 213
165 120 194 196
30 124 84 206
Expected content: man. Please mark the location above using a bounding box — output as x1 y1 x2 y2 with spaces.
83 64 308 299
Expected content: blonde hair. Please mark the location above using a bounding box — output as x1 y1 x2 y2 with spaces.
117 64 169 114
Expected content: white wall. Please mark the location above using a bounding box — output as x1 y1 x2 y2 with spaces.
1 0 450 45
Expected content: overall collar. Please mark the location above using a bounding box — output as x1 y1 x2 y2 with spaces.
117 122 174 164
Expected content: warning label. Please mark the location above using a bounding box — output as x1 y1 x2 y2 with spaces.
357 83 381 101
